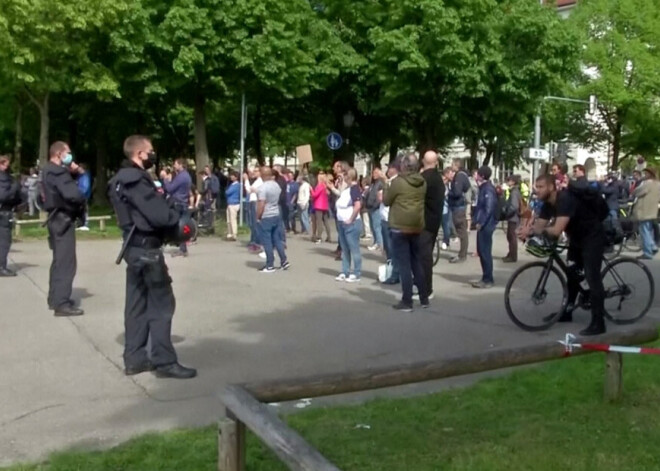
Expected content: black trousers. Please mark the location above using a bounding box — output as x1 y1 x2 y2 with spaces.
0 212 11 269
123 246 177 368
47 213 77 309
506 221 519 261
419 229 438 296
567 235 605 321
452 208 469 259
391 231 427 306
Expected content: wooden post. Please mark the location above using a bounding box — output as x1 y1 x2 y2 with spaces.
218 417 245 471
100 219 106 231
15 223 20 237
604 351 623 402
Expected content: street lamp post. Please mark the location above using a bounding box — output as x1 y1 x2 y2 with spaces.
343 111 355 161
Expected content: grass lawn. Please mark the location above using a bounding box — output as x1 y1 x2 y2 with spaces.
13 207 249 242
6 340 660 471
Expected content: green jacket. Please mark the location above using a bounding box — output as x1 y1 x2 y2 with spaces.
384 173 427 233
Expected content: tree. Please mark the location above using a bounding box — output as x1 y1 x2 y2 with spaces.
0 0 126 164
569 0 660 169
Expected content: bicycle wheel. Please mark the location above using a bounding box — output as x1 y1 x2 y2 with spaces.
624 233 643 253
433 239 441 267
505 261 568 331
602 257 655 324
604 242 623 261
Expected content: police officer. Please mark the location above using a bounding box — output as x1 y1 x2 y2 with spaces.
43 142 85 316
0 155 21 277
108 135 196 379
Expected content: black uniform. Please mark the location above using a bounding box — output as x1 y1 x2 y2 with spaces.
42 162 84 309
108 160 181 370
0 168 21 273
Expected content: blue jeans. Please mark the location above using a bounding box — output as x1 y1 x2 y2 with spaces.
441 211 451 245
369 209 383 247
381 220 400 282
639 220 658 258
337 219 362 277
391 230 426 305
477 225 495 283
175 203 188 253
258 216 287 268
299 205 310 233
248 202 260 245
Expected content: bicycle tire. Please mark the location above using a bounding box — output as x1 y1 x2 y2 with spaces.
505 261 568 331
604 242 623 261
601 257 655 325
433 239 441 267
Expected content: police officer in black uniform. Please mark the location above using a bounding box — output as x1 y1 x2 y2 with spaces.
43 142 85 316
108 135 196 379
0 154 22 277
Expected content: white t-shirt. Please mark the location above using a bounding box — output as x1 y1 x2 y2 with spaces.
246 177 263 202
336 185 362 223
298 181 311 207
380 175 398 221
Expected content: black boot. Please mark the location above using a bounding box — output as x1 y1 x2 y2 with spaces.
579 316 606 336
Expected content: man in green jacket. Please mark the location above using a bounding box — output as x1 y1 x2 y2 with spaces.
384 153 428 312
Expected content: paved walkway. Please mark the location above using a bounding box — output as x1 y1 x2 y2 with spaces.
1 231 658 465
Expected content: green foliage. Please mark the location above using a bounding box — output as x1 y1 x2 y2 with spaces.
567 0 660 168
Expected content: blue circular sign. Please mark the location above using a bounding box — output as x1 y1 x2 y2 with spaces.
326 132 343 151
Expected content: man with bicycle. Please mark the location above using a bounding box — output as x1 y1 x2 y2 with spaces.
521 174 607 336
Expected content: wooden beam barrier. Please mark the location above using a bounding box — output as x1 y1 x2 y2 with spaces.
220 385 341 471
245 326 658 403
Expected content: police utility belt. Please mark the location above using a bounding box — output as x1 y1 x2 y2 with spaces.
126 231 163 249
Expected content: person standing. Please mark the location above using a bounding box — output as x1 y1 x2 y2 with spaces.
472 166 498 289
225 171 241 241
447 159 470 263
381 158 401 285
633 168 660 260
0 155 21 277
365 167 385 252
419 151 445 299
108 135 196 379
440 167 453 250
76 163 92 231
43 141 85 316
244 167 263 252
335 168 363 282
286 171 300 233
384 153 428 311
256 167 289 272
26 167 40 217
502 175 522 263
296 175 311 235
311 171 331 243
161 158 192 257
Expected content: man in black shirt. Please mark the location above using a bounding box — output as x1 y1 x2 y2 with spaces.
108 135 196 379
0 155 21 277
529 174 606 336
419 151 445 299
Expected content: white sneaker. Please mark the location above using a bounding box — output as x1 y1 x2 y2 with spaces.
335 273 347 282
77 226 90 231
258 251 266 259
441 242 448 250
367 244 379 251
346 274 360 283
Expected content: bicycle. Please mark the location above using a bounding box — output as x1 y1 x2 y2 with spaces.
504 236 655 331
604 201 642 260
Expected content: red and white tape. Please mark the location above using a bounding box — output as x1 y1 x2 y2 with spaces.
559 333 660 356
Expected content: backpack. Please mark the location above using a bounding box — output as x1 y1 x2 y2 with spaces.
209 175 220 197
568 181 609 222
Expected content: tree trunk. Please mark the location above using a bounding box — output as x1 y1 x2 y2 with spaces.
193 92 210 189
467 138 480 171
94 128 109 206
14 102 22 172
611 122 622 171
38 93 49 166
389 141 398 163
253 102 264 166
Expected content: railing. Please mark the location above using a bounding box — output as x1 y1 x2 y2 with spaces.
218 325 658 471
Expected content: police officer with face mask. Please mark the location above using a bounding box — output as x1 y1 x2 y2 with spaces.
108 135 196 379
0 154 22 277
43 141 85 316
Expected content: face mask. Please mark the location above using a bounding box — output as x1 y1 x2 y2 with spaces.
143 151 157 170
62 153 73 166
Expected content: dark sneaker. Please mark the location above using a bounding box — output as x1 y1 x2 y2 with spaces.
258 266 276 273
0 268 17 277
54 305 84 317
449 256 466 264
154 363 197 379
280 261 291 271
502 257 517 263
393 302 413 313
171 251 188 258
125 361 155 376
